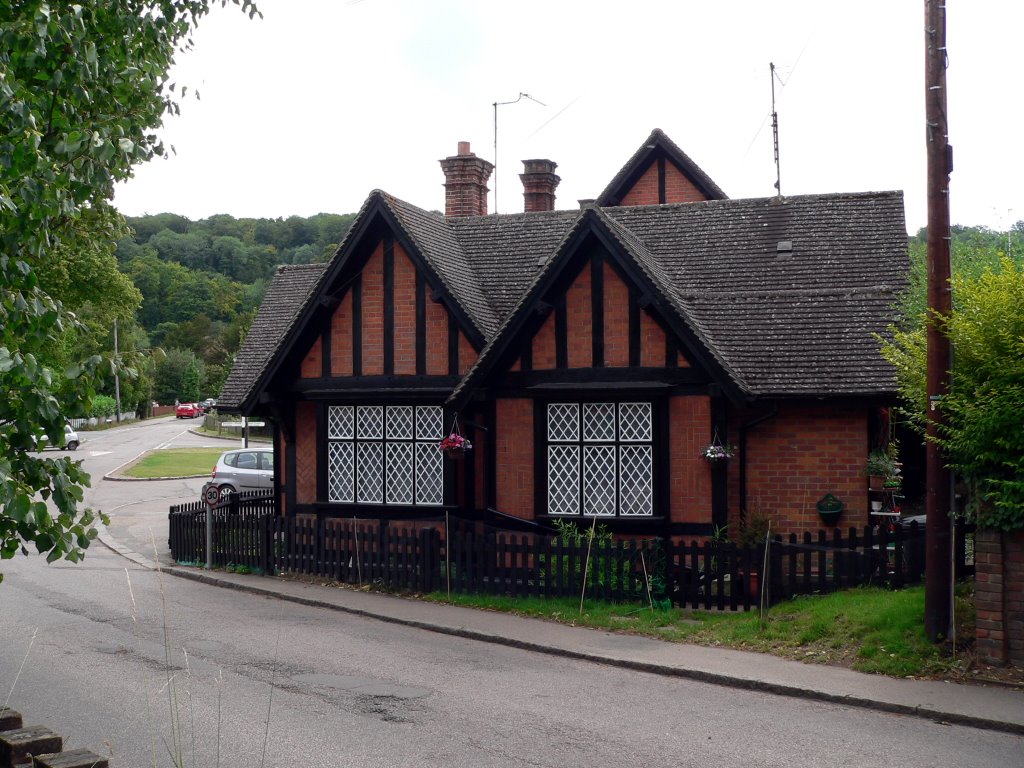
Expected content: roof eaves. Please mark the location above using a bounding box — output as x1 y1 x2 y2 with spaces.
589 208 750 399
447 209 591 407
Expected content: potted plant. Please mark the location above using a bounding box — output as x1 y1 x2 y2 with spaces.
438 432 472 459
865 447 899 490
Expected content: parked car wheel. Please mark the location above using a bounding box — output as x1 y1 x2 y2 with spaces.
66 440 79 451
218 484 236 500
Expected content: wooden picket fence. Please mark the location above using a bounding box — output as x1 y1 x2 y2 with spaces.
169 497 974 611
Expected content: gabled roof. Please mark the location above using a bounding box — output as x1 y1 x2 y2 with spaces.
448 191 907 405
220 129 907 413
595 128 727 206
219 262 326 410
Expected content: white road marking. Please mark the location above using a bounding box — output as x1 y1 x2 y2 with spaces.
89 451 112 457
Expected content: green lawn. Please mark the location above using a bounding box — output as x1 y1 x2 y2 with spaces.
425 585 973 678
122 447 224 479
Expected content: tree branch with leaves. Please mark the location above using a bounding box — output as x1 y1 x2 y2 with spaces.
0 1 259 581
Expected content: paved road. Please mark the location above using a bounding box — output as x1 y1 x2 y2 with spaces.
81 416 238 564
2 419 1021 767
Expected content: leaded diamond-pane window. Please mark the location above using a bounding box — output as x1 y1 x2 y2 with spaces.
545 401 654 518
547 445 580 516
547 403 579 442
387 406 414 440
327 404 444 506
583 403 616 442
357 405 384 439
619 403 652 442
328 406 353 440
327 441 354 502
619 445 653 516
416 406 444 440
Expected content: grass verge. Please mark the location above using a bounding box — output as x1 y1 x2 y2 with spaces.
122 447 224 479
424 584 973 678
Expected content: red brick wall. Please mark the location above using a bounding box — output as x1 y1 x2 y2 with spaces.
295 402 317 504
300 336 321 378
532 314 556 369
495 399 533 519
426 297 448 374
618 160 708 206
361 243 385 375
566 265 592 368
331 291 353 375
320 239 465 377
976 528 1024 668
663 162 707 203
619 164 660 206
640 310 666 367
393 244 417 374
604 262 630 367
740 405 868 535
669 396 713 524
458 331 478 375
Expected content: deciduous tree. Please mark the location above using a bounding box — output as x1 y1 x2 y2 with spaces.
0 1 257 581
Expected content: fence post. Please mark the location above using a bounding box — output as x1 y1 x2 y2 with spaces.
258 518 270 577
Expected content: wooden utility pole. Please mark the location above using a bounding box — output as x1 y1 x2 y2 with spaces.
924 0 953 642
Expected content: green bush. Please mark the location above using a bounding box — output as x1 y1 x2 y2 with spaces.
91 394 117 418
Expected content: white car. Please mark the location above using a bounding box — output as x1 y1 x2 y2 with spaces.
36 423 81 451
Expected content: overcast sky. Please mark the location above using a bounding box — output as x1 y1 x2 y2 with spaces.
113 1 1023 235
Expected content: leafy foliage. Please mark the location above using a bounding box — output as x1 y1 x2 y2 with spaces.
883 256 1024 530
0 1 257 580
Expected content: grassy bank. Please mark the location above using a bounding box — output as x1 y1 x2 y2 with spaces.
122 447 223 478
425 585 973 678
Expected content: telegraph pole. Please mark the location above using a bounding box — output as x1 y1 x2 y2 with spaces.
924 0 953 642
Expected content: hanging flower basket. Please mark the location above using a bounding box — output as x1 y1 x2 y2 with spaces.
438 432 472 459
701 442 735 465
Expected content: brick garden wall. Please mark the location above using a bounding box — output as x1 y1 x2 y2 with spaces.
976 528 1024 667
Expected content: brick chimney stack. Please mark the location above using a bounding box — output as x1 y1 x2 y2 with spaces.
520 159 560 212
440 141 494 217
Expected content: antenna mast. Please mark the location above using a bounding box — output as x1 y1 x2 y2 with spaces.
770 62 781 195
492 92 546 214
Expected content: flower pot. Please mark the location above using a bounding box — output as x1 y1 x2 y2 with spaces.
443 449 466 461
818 509 842 527
868 475 884 491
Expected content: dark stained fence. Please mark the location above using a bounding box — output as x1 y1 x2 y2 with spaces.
169 501 973 611
168 490 274 569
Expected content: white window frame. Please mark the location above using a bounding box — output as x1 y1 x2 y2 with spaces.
545 401 655 518
327 404 444 505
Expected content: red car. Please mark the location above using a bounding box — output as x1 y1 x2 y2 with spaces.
176 402 200 419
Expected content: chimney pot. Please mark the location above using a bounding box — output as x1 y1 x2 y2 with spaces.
520 158 560 213
440 141 494 217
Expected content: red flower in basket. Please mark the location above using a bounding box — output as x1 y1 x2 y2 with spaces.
438 433 472 458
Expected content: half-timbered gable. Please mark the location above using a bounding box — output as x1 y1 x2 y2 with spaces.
595 128 727 207
221 129 909 537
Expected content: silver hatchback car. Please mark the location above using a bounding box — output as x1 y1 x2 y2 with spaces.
210 447 274 497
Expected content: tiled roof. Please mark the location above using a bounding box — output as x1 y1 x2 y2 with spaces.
218 262 327 410
223 186 907 410
601 190 908 395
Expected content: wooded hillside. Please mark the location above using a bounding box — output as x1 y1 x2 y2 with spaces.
112 212 354 407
